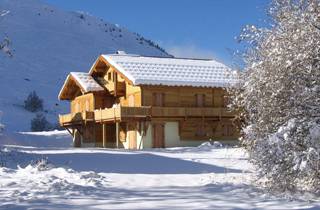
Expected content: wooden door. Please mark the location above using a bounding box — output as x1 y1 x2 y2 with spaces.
128 122 137 149
153 123 165 148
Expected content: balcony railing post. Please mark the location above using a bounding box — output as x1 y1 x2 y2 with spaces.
100 108 102 123
102 123 107 148
116 122 119 148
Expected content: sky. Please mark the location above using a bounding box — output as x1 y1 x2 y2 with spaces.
44 0 270 65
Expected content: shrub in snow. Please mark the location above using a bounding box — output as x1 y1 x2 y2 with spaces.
31 113 52 131
33 158 52 171
230 0 320 193
79 14 85 20
24 91 43 112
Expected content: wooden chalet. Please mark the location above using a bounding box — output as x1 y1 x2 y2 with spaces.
58 51 238 149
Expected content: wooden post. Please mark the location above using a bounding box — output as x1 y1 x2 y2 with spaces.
103 123 107 148
116 122 119 148
114 72 117 96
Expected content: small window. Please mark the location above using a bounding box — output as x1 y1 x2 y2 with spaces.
195 94 205 107
152 93 164 106
113 72 117 82
196 123 206 137
108 72 112 81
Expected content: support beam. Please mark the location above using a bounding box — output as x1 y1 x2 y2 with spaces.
116 122 119 148
65 127 73 136
103 123 107 148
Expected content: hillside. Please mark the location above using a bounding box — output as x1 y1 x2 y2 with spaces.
0 0 170 132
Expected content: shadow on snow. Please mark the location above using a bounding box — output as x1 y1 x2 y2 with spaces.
2 148 242 174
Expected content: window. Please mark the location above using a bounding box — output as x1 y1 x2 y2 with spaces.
196 123 206 137
113 72 117 82
195 94 205 107
108 72 112 81
152 93 164 106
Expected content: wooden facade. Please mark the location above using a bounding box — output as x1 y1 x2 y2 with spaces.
59 55 238 149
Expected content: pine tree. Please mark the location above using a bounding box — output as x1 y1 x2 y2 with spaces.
24 91 43 112
30 113 51 132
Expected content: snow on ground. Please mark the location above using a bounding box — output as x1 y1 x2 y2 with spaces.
0 133 319 209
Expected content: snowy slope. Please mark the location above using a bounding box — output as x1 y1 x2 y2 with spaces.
0 0 170 132
0 137 319 209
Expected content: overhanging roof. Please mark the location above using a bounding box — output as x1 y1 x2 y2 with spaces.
58 72 104 100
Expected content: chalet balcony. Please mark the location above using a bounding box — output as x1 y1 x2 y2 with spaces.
150 107 235 118
94 106 151 122
59 111 94 126
59 106 234 126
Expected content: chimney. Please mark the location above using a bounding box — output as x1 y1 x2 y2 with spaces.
116 50 127 55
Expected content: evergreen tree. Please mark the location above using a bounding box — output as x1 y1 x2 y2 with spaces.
24 91 43 112
30 114 51 131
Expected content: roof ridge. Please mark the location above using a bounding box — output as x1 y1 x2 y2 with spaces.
103 53 216 61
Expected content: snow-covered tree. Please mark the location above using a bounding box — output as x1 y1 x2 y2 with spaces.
0 36 12 57
231 0 320 193
0 10 12 57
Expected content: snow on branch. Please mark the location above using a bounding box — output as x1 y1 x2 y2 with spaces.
229 0 320 193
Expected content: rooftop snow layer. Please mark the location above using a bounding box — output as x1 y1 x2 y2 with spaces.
102 54 237 87
58 72 104 99
69 72 104 92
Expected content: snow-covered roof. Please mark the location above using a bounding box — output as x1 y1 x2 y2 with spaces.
69 72 103 92
58 72 103 100
101 54 236 88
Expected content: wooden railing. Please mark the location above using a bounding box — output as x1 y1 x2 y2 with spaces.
94 106 151 122
151 107 234 118
94 107 121 122
59 111 94 126
59 106 234 126
121 106 151 117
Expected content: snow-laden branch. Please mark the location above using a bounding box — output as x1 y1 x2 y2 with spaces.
0 10 9 17
229 0 320 193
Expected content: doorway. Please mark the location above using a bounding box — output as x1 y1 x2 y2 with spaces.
153 123 165 148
